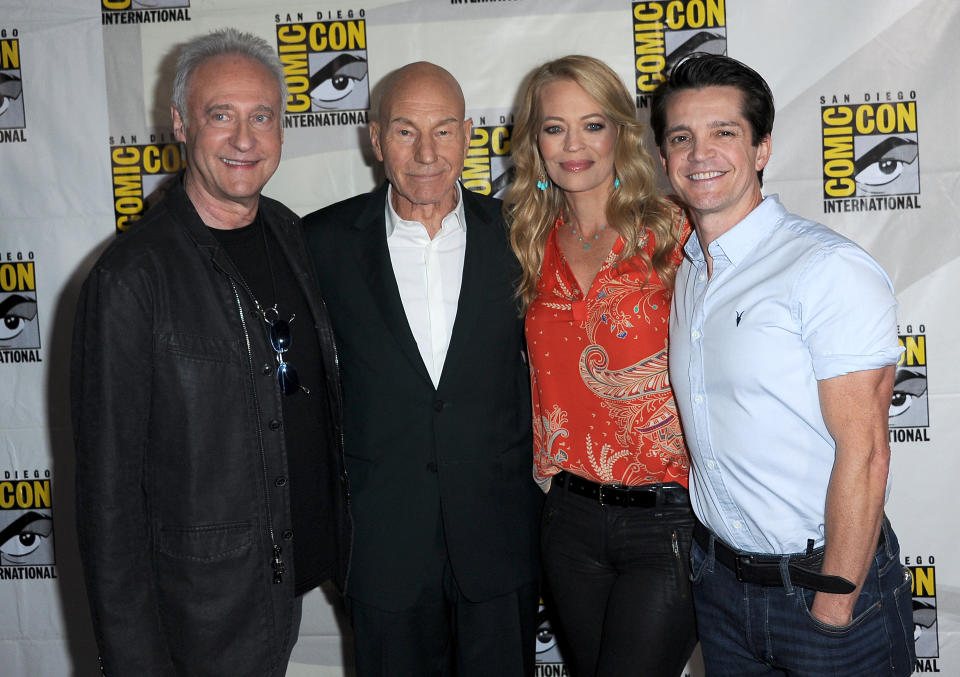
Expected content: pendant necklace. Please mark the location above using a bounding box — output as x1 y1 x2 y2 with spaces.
568 219 606 251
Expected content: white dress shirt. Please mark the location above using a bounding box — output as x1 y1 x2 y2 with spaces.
669 195 902 554
385 185 467 388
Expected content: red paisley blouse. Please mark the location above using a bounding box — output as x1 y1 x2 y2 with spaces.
526 207 692 488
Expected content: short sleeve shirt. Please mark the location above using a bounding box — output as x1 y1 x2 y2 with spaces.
669 195 902 553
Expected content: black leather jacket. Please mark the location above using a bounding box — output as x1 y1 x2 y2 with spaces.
71 180 351 676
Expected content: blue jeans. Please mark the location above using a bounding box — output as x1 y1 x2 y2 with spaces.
691 519 915 676
541 482 697 677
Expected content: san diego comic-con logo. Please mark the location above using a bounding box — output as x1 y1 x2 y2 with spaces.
276 10 370 129
101 0 191 26
0 28 26 143
821 91 920 213
632 0 726 107
0 252 42 365
905 555 939 673
534 599 568 676
0 470 56 580
463 116 512 199
889 327 928 443
109 135 187 233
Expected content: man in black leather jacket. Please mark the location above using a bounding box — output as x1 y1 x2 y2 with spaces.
71 28 350 676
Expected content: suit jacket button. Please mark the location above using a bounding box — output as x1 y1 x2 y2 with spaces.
433 400 444 412
281 530 293 540
269 419 282 431
426 462 438 472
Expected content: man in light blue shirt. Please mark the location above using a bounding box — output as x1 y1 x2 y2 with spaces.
651 54 915 676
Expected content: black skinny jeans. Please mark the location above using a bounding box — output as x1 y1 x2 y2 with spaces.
540 480 698 677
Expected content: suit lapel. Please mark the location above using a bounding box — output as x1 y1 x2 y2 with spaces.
353 185 434 386
437 188 493 389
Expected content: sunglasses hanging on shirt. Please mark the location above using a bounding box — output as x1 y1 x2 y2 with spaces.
260 304 309 396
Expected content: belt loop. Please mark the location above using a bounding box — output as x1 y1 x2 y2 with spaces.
779 557 795 595
705 531 716 574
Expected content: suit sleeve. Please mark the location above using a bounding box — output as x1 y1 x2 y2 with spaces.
71 265 176 676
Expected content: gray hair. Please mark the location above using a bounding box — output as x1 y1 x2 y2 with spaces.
172 27 287 127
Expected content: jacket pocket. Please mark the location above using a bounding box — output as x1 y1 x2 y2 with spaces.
156 332 240 364
158 521 252 561
155 522 276 676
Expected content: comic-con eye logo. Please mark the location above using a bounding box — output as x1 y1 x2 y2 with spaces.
0 257 40 354
0 475 55 573
906 556 939 669
101 0 191 25
889 328 928 444
110 141 187 233
821 95 920 211
632 0 726 106
277 16 369 115
534 600 565 671
463 121 512 199
1 30 27 142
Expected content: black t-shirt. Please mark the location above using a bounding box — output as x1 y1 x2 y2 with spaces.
210 216 336 595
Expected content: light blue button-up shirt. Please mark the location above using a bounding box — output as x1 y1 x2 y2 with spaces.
669 195 902 554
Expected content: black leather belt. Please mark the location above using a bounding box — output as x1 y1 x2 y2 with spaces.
553 471 688 508
693 521 859 594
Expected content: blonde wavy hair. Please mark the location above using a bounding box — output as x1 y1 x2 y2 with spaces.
504 55 680 311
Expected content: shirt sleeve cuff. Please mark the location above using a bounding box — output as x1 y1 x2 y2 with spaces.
813 345 904 380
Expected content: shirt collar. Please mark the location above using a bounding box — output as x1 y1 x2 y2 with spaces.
384 183 466 240
684 194 787 267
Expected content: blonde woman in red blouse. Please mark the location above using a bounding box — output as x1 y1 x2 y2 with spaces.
505 55 696 676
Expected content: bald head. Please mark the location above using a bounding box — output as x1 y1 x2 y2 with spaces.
369 61 472 230
373 61 465 123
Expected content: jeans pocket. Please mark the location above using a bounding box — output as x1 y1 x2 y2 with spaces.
669 523 694 597
892 565 917 663
798 583 882 637
689 537 710 584
540 486 562 550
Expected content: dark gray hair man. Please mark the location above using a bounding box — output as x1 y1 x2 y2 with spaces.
655 53 915 676
72 28 350 676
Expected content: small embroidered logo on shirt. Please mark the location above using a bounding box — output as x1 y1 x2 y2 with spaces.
736 311 744 326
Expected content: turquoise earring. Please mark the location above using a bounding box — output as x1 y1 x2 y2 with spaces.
614 177 620 189
537 173 550 191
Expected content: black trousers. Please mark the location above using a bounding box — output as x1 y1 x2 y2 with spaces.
346 560 538 677
540 481 698 677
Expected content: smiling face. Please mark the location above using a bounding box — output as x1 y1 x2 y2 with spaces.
173 54 283 223
659 85 770 234
536 79 617 199
370 64 471 221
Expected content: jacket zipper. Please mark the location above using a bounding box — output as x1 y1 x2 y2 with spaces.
216 218 351 590
228 275 285 584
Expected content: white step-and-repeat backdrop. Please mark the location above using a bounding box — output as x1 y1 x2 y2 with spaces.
0 1 955 675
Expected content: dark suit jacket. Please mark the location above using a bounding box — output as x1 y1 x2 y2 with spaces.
304 183 542 611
